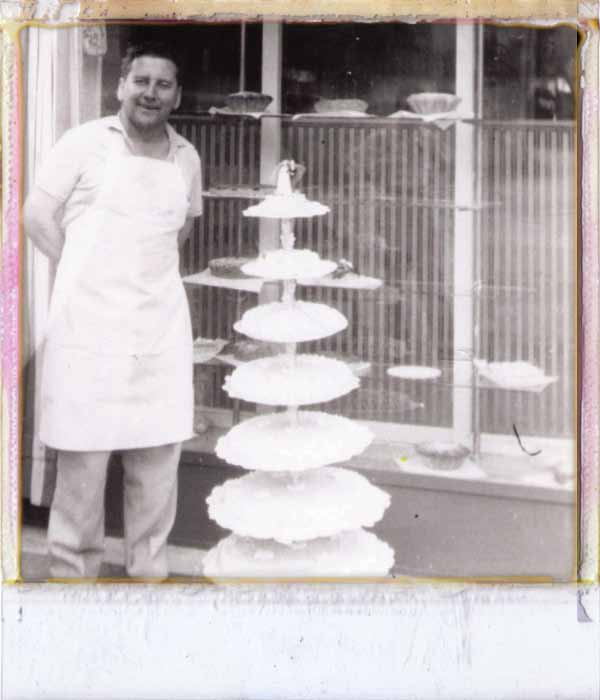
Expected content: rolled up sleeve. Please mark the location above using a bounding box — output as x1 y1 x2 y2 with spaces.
187 152 204 218
35 128 85 203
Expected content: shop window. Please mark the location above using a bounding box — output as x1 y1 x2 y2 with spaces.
97 22 576 441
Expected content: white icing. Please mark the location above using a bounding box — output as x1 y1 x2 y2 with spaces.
215 410 373 471
207 467 390 543
234 301 348 343
243 193 330 219
223 354 359 406
242 249 337 280
202 528 395 578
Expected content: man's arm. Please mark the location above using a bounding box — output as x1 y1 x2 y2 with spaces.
23 187 65 262
178 216 198 248
179 146 203 248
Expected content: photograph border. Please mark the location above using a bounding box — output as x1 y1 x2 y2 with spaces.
1 0 598 696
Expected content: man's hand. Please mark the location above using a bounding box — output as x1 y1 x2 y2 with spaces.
178 216 197 247
23 187 65 261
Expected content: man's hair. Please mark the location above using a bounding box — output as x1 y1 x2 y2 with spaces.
120 41 185 83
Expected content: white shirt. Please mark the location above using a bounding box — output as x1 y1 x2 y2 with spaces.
35 115 203 230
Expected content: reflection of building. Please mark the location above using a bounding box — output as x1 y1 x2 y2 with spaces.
22 21 577 580
100 23 576 119
484 25 576 119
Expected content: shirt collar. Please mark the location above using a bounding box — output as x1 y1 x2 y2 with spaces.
106 114 187 153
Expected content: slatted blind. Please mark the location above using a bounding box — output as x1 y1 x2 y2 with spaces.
174 115 575 438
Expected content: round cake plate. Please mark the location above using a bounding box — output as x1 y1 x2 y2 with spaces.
479 373 558 392
223 354 359 406
206 466 390 544
234 301 348 344
387 365 442 380
202 528 395 578
242 195 330 219
215 410 374 472
241 258 337 281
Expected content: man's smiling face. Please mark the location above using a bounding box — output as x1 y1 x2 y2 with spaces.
117 55 181 133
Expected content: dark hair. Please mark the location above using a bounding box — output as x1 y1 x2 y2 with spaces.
120 41 185 83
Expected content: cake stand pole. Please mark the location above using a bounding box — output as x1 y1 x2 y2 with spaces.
280 218 295 250
282 282 297 363
282 279 296 304
286 405 299 426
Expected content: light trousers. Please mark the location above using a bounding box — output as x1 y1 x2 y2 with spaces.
48 443 181 579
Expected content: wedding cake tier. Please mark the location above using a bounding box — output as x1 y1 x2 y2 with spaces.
243 192 330 219
204 157 394 579
242 249 337 281
223 354 359 406
234 301 348 343
207 467 390 543
215 410 373 472
202 528 395 578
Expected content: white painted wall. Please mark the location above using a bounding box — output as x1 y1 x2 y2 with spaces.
2 584 598 699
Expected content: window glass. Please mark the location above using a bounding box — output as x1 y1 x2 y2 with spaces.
484 25 577 119
282 22 455 116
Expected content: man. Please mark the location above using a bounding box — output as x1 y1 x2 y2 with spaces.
24 42 203 579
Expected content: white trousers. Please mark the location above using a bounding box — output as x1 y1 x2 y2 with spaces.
48 443 181 579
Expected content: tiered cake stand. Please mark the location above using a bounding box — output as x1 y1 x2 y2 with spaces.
203 161 394 578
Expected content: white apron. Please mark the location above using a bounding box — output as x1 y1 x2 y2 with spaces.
40 146 194 451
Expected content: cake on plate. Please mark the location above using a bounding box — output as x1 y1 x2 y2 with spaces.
208 257 254 279
415 442 470 471
242 249 336 280
192 337 228 364
219 339 281 364
242 192 330 219
234 301 348 343
202 528 395 578
207 466 390 543
215 410 373 471
223 354 359 405
406 92 461 114
224 91 273 113
474 360 557 390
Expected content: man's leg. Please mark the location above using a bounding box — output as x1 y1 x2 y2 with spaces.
48 450 111 579
121 443 181 578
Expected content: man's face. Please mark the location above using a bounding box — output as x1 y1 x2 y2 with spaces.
117 55 181 132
